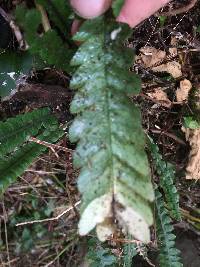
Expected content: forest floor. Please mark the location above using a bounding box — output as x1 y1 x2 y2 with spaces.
1 0 200 266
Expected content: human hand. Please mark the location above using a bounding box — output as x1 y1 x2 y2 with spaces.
70 0 171 28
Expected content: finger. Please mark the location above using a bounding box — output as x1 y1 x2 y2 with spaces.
70 0 112 19
117 0 171 28
71 19 83 36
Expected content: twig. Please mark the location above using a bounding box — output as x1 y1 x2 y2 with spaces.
15 200 81 226
44 237 78 267
0 257 20 267
35 2 51 32
150 129 186 146
29 137 73 153
107 237 156 248
2 200 11 267
157 0 198 17
0 7 27 49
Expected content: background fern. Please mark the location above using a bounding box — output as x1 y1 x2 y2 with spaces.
183 116 200 129
155 188 183 267
15 4 73 73
123 237 137 267
0 108 56 156
149 140 181 220
0 108 64 194
69 16 154 242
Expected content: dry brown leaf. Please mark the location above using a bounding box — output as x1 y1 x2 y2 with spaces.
137 46 182 78
169 47 178 57
152 61 182 78
138 46 166 67
176 79 192 102
182 127 200 180
146 87 171 108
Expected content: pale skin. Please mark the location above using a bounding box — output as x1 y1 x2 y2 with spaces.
70 0 171 28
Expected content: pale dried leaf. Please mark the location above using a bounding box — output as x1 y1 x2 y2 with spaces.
116 206 150 243
169 47 178 57
137 46 182 78
96 218 115 242
79 190 152 242
78 193 112 236
170 35 179 46
182 127 200 179
138 46 166 67
176 79 192 102
146 87 171 108
152 61 182 78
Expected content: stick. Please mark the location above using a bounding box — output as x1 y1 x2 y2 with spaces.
29 137 73 153
16 200 81 226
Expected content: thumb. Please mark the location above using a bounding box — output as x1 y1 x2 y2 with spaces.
117 0 171 28
70 0 112 19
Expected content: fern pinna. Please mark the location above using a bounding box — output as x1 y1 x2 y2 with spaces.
149 140 181 220
0 108 63 194
69 16 154 243
155 188 183 267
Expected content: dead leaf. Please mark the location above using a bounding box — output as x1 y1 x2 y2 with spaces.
146 87 171 108
171 35 179 46
182 127 200 179
137 46 182 78
152 61 182 78
138 47 166 68
96 218 115 242
169 47 178 57
176 79 192 102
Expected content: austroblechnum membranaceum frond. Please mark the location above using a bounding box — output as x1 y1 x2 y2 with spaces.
0 108 63 194
69 16 154 243
149 140 181 220
155 188 183 267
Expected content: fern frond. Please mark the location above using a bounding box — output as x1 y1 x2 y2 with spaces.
15 6 73 72
155 188 183 267
86 237 117 266
69 17 154 243
0 124 63 194
183 116 200 129
123 237 137 267
149 140 181 220
0 108 57 157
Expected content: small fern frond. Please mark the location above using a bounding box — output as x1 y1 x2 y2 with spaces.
183 116 200 129
0 108 63 194
155 188 183 267
86 237 118 267
0 126 63 194
0 108 56 157
149 140 181 220
123 237 137 267
69 17 154 243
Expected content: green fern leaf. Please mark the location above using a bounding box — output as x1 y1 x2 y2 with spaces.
0 50 33 98
123 237 137 267
149 140 181 220
0 108 57 157
36 0 72 35
86 237 118 267
183 116 200 129
15 6 73 72
69 17 154 243
0 119 63 194
155 188 183 267
112 0 125 17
